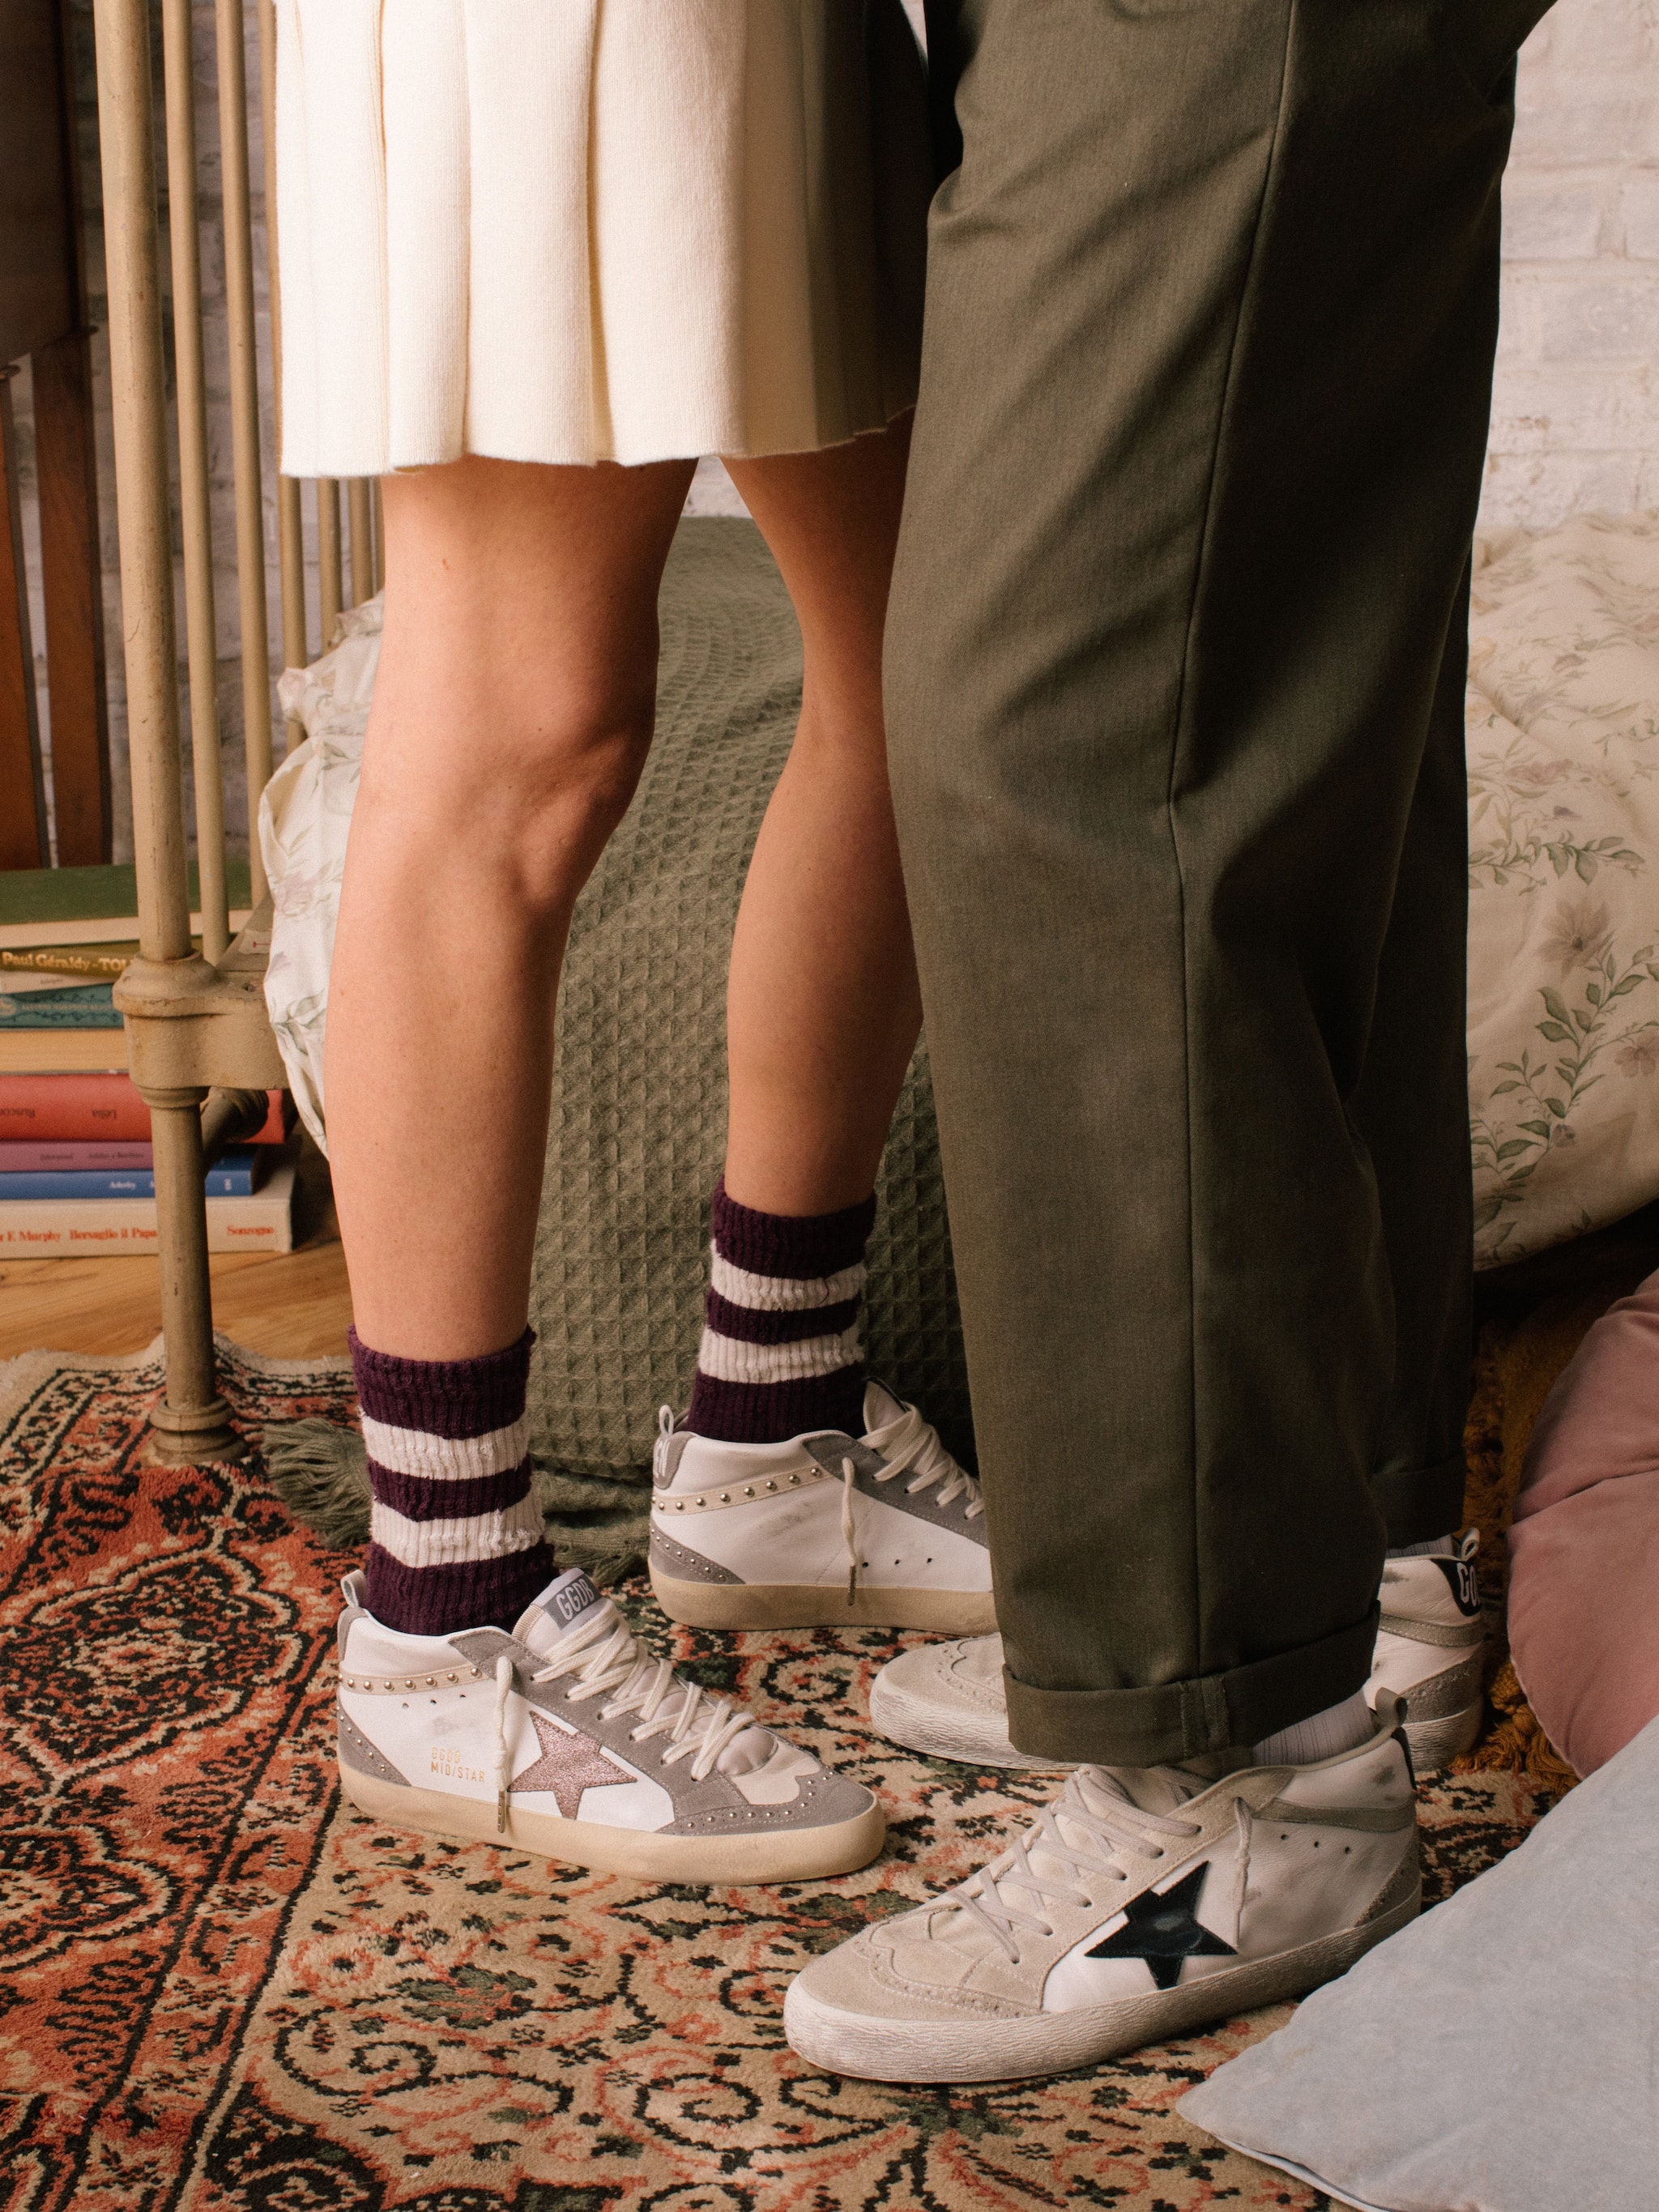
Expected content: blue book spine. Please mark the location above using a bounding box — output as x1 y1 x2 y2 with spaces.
203 1153 260 1195
0 1150 261 1200
0 1170 156 1199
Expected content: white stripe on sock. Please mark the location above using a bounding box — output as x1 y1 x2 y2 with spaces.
360 1413 530 1482
369 1490 544 1569
696 1323 863 1386
710 1248 867 1313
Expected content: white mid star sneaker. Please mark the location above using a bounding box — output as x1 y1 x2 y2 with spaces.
649 1383 994 1633
784 1700 1419 2083
1371 1530 1486 1770
868 1630 1064 1769
869 1532 1488 1775
336 1565 885 1883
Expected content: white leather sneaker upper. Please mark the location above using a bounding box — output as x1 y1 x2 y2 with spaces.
867 1631 1047 1767
1369 1530 1485 1712
336 1566 872 1837
650 1383 991 1597
791 1715 1417 2030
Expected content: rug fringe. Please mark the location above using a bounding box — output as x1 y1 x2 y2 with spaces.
262 1420 371 1548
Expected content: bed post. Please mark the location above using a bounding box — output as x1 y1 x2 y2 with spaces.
91 0 241 1460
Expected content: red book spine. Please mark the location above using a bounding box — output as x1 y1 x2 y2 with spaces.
0 1077 288 1144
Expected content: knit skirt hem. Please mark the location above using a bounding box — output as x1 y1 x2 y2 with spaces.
276 0 931 479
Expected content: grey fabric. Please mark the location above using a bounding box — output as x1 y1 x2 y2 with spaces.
265 1420 375 1551
889 0 1520 1762
1180 1715 1659 2212
527 518 970 1575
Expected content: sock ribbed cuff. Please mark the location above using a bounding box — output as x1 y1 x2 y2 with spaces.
709 1178 876 1279
684 1366 869 1447
352 1327 552 1635
686 1183 875 1444
350 1326 533 1436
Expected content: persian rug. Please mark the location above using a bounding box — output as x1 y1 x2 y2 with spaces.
1 1333 1574 2212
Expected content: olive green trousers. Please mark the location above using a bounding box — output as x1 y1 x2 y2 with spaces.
889 0 1550 1764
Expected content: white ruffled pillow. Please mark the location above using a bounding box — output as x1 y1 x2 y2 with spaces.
258 597 382 1153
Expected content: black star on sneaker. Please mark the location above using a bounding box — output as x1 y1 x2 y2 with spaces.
1085 1861 1237 1991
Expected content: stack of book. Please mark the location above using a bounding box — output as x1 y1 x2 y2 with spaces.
1 862 296 1258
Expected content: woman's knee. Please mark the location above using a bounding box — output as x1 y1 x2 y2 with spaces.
514 703 655 889
356 692 654 914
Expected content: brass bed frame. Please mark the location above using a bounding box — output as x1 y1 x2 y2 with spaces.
93 0 367 1457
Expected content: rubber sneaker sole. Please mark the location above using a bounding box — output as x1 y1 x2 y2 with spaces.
650 1568 997 1635
1401 1696 1483 1774
783 1882 1420 2084
339 1766 886 1885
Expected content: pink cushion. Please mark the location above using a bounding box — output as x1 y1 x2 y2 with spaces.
1508 1269 1659 1777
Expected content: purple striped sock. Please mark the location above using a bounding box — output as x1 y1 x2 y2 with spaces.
352 1326 554 1636
684 1179 876 1444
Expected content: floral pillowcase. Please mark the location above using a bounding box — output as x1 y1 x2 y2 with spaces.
1468 510 1659 1268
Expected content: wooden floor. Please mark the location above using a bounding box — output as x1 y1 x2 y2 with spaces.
0 1141 354 1362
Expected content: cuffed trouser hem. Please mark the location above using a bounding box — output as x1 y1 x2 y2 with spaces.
1371 1451 1469 1551
1003 1605 1381 1767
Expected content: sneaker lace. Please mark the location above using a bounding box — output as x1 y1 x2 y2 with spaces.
490 1605 764 1828
839 1401 983 1606
944 1771 1207 1964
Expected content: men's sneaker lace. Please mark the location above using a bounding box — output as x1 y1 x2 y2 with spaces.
944 1770 1213 1964
490 1603 765 1830
840 1404 983 1605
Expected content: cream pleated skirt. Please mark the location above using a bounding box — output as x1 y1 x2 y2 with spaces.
275 0 932 478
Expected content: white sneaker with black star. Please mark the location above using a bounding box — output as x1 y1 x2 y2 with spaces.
784 1700 1418 2083
1371 1530 1486 1771
650 1383 993 1632
336 1566 884 1883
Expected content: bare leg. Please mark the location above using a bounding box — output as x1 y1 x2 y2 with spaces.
326 454 694 1360
722 418 922 1216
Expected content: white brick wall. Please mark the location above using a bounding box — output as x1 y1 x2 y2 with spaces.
12 0 1657 863
1482 0 1659 528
